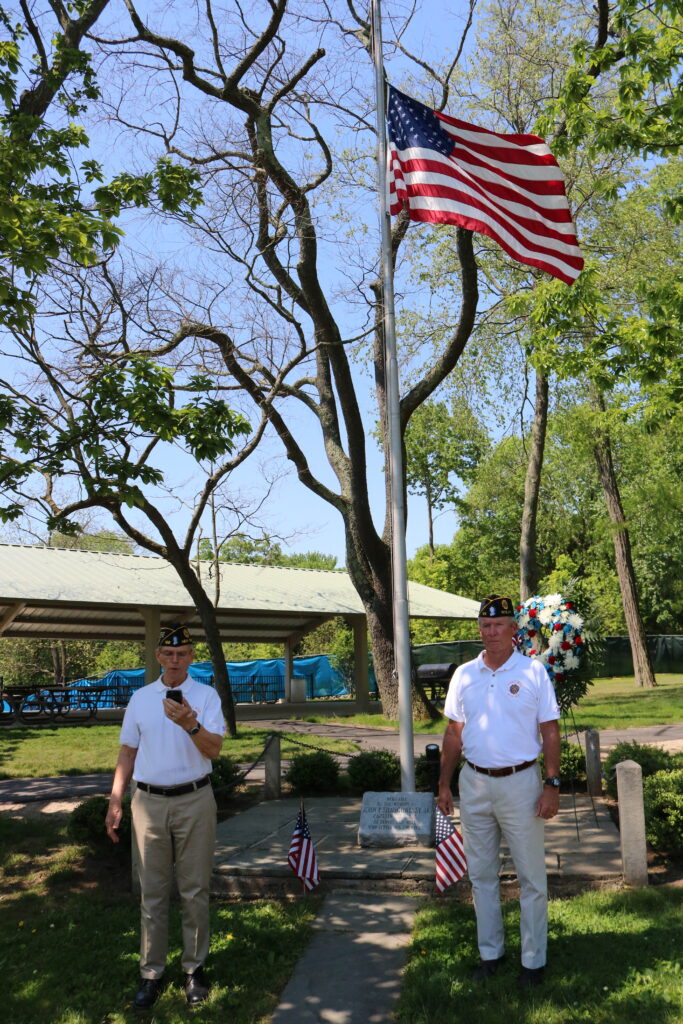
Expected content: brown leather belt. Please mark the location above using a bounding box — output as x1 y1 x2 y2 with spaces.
136 775 210 797
467 758 537 778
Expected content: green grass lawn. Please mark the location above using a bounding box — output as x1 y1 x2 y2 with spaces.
567 674 683 731
0 724 359 779
303 673 683 733
0 815 319 1024
397 889 683 1024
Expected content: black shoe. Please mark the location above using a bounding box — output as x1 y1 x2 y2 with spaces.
471 955 505 981
184 966 210 1006
518 965 545 988
134 978 162 1010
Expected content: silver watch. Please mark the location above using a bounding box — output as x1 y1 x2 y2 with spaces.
188 722 201 736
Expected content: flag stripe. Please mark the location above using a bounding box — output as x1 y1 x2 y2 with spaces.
387 86 583 284
390 160 583 248
388 186 583 285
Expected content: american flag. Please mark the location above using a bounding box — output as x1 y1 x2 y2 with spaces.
435 806 467 893
288 805 319 891
387 86 584 286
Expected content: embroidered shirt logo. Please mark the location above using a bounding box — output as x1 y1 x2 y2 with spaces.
509 683 520 695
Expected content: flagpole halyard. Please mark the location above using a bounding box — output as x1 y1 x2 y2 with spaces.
371 0 416 794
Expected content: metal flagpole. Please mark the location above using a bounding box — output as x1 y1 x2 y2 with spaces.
371 0 415 792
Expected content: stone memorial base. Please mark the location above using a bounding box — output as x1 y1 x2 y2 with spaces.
358 791 434 848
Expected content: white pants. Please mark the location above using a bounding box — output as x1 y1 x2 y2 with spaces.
459 761 548 969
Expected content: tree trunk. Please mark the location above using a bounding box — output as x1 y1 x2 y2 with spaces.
344 530 434 722
426 481 435 562
591 393 656 688
520 371 549 600
50 641 64 687
112 505 239 736
161 555 239 736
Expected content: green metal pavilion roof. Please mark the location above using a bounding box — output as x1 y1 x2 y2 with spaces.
0 543 479 644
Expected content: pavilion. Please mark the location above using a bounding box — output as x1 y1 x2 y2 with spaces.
0 544 479 710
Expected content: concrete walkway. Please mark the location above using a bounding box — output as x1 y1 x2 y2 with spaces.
271 894 416 1024
212 791 622 898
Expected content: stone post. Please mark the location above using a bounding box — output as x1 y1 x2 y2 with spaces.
585 728 603 796
264 732 281 800
616 759 649 887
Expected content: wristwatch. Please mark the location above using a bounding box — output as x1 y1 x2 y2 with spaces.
188 722 201 736
544 776 561 788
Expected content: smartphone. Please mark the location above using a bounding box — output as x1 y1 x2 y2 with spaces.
166 689 183 703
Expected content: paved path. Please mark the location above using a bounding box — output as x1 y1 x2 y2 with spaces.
271 894 415 1024
242 717 683 755
211 792 622 898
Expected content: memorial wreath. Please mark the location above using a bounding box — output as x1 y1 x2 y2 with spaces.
515 593 589 713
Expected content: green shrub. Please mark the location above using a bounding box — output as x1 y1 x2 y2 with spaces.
643 769 683 855
347 749 400 793
603 741 676 799
286 751 340 794
540 740 586 784
211 755 240 794
68 794 131 848
414 752 461 793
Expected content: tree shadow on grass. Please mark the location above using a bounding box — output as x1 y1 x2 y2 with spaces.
397 888 683 1024
0 883 318 1024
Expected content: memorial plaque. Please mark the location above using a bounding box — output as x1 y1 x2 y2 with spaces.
358 791 434 848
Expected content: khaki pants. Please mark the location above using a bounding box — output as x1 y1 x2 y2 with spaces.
132 783 217 978
459 761 547 969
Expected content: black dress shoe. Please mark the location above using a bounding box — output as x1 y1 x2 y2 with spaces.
134 977 162 1010
184 966 210 1006
518 965 545 988
471 955 505 981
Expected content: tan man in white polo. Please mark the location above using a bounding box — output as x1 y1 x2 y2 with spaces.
438 594 561 989
106 623 225 1010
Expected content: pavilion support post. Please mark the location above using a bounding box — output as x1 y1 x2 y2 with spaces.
351 614 371 711
0 601 27 635
284 638 294 703
138 606 161 683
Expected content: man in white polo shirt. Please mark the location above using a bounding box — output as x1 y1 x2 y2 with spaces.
105 623 225 1010
437 594 561 989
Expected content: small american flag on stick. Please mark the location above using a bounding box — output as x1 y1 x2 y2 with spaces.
288 803 319 891
435 806 467 893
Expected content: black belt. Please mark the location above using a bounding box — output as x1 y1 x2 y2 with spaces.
467 759 537 778
136 775 210 797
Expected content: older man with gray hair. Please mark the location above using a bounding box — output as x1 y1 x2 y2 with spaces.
438 594 561 989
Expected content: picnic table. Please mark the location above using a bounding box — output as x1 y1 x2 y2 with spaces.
0 683 111 725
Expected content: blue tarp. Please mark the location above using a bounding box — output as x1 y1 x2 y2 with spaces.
75 654 350 707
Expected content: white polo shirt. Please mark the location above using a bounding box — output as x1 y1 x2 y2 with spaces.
443 649 560 769
120 676 226 787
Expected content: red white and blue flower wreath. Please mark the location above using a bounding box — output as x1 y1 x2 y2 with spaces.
514 594 585 687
